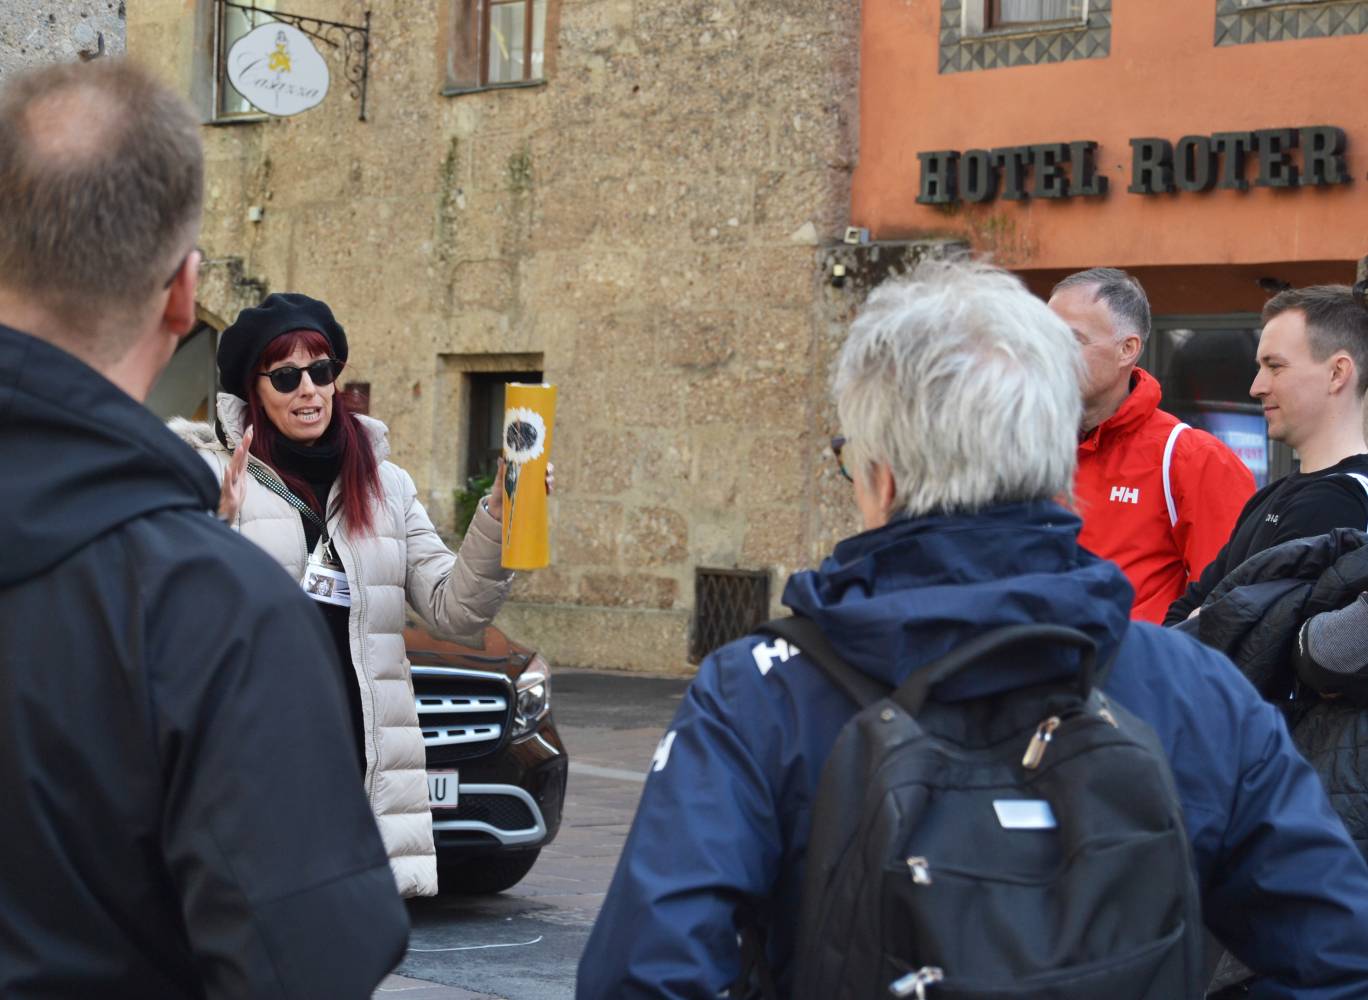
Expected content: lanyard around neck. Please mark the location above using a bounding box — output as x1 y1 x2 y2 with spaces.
247 462 330 543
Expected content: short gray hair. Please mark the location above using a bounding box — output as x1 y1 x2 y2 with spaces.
0 60 203 360
1052 267 1152 346
835 260 1081 518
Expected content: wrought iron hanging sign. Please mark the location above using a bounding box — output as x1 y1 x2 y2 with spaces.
219 0 371 120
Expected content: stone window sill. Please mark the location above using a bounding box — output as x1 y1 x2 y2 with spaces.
206 116 271 126
442 79 547 98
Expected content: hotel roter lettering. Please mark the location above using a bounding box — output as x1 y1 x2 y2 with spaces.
917 126 1351 206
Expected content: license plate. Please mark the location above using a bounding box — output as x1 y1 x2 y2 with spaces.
427 770 459 809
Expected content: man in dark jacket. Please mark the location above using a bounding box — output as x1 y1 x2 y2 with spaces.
1165 285 1368 624
576 261 1368 1000
1175 528 1368 857
0 61 408 997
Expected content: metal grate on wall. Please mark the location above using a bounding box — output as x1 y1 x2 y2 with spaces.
690 568 771 663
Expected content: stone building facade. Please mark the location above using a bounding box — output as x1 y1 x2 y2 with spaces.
0 1 125 78
124 0 876 673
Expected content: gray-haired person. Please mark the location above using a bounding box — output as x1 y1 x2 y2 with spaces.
0 60 407 997
577 259 1368 999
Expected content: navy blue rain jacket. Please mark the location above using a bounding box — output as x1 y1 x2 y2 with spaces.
576 502 1368 999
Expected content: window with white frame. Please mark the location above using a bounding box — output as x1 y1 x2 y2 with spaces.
446 0 549 93
966 0 1086 33
996 0 1084 24
212 0 277 120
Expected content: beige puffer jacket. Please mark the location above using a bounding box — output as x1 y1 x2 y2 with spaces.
171 394 513 897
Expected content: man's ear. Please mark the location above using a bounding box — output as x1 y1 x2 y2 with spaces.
1119 333 1143 369
1329 352 1356 396
874 462 898 521
160 249 201 342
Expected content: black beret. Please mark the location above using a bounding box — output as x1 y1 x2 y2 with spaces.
216 292 349 399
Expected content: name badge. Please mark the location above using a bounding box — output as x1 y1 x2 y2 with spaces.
302 538 351 607
993 799 1057 830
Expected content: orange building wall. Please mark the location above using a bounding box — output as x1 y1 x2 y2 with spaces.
853 0 1368 288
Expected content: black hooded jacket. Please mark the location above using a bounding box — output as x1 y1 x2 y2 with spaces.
0 324 408 998
1176 527 1368 855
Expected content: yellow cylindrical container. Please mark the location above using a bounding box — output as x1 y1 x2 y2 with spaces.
501 382 556 570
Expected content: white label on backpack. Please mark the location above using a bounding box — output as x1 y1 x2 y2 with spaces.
993 800 1057 830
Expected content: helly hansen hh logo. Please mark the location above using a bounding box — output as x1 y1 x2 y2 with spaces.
1110 486 1140 505
752 638 800 675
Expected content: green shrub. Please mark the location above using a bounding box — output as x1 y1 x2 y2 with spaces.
452 473 495 539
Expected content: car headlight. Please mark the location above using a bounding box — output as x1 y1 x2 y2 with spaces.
510 657 551 738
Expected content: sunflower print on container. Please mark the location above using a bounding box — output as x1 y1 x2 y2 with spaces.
501 383 557 569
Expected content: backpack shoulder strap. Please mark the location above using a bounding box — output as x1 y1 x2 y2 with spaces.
1340 472 1368 530
1161 422 1189 528
759 616 890 709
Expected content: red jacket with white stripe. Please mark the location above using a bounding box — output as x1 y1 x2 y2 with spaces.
1075 368 1256 623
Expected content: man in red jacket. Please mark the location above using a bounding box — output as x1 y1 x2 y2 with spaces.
1049 268 1255 623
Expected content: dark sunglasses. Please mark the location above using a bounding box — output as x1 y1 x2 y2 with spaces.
831 435 853 483
257 358 344 393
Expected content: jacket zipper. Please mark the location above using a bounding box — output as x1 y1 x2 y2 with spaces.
1021 716 1062 769
248 457 382 800
890 966 943 998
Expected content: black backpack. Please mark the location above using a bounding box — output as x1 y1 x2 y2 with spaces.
757 616 1205 1000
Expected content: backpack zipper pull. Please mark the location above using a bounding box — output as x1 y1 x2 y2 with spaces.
906 856 932 885
890 966 944 998
1022 716 1061 770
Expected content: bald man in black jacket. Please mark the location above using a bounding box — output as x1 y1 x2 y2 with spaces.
0 60 407 998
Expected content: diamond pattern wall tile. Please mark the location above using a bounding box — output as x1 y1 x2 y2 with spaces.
937 0 1112 74
1214 1 1368 47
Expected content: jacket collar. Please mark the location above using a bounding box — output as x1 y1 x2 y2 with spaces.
1079 367 1162 454
0 323 220 586
781 501 1133 699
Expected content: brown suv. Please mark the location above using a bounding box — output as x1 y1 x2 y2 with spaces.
405 624 567 894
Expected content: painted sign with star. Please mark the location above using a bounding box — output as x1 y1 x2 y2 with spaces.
227 21 330 117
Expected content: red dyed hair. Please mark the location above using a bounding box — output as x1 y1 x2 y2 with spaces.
245 329 381 535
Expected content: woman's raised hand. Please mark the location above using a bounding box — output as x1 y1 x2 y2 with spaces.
484 458 555 522
487 458 507 521
218 425 254 523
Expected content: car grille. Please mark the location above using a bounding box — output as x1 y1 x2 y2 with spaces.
412 667 511 764
446 793 536 831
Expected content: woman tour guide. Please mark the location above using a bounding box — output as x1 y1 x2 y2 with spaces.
174 293 528 898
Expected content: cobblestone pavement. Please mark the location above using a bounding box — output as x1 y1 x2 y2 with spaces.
376 669 691 1000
